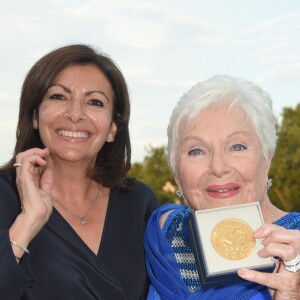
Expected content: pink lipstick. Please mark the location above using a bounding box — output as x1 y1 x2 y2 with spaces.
206 183 240 199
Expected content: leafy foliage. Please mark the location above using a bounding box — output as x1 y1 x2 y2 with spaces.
269 104 300 211
129 146 183 204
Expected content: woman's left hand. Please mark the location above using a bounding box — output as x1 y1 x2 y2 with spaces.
238 224 300 299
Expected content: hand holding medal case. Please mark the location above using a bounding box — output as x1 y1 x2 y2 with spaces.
188 202 275 288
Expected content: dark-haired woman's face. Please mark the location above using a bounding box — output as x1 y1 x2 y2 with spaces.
35 64 117 165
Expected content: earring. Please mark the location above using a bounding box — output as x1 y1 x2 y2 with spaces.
266 178 272 191
33 122 39 129
106 137 110 142
176 190 185 199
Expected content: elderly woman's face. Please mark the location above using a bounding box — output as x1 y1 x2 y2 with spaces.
175 104 271 210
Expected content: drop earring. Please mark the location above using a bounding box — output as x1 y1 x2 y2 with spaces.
266 178 272 191
176 190 185 199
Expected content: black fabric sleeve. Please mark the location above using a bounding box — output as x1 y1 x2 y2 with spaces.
0 230 33 299
0 172 34 299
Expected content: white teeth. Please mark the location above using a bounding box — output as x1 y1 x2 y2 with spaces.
208 188 236 193
58 130 89 138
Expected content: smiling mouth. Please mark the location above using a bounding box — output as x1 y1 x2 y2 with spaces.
207 187 239 193
57 130 90 138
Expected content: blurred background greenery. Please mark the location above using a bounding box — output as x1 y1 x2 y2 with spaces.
129 104 300 211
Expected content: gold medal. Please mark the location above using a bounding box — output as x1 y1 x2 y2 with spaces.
211 218 256 260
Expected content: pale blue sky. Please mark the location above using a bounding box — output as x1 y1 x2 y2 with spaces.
1 0 300 163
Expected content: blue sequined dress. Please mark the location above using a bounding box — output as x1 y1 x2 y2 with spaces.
144 204 300 300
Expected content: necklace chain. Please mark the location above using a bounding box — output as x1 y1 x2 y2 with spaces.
54 187 100 225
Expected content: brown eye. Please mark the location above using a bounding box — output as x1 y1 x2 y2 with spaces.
50 93 65 100
89 99 104 107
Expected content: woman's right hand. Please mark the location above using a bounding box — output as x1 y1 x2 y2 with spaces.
238 224 300 299
9 148 53 258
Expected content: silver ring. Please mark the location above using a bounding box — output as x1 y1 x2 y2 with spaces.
283 253 300 272
13 163 22 168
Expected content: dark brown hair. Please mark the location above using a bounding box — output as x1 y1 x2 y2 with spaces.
2 44 132 189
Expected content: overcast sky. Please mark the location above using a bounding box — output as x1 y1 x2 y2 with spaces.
1 0 300 164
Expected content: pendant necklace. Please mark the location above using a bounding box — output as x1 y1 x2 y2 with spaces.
54 187 100 225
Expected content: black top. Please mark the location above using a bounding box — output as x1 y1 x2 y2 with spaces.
0 171 159 300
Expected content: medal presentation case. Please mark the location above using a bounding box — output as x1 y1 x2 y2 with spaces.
188 202 275 288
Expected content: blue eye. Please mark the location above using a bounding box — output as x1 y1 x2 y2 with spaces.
188 148 203 156
232 144 246 151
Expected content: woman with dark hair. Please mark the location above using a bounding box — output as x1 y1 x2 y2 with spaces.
0 44 158 299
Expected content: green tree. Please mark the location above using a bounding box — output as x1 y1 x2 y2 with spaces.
129 146 182 204
269 104 300 211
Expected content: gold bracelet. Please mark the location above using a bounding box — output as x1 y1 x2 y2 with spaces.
10 240 30 254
